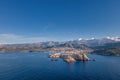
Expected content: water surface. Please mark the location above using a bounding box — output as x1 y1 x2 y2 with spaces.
0 52 120 80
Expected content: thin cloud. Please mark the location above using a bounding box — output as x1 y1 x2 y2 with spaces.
0 34 22 39
0 34 47 44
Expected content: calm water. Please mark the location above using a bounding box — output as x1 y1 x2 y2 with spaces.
0 52 120 80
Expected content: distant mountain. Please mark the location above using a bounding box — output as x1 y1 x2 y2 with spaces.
0 41 91 52
93 42 120 50
71 37 120 47
91 39 120 56
0 36 120 54
94 48 120 56
1 36 120 47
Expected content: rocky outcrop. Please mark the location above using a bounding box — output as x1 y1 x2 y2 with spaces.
63 56 76 63
49 53 90 63
82 53 90 61
49 53 61 58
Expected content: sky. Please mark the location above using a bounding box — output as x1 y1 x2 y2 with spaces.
0 0 120 44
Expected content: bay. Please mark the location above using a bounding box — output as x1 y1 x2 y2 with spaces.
0 52 120 80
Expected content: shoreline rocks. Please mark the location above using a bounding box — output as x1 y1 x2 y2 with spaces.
64 56 76 63
49 53 61 59
82 53 90 61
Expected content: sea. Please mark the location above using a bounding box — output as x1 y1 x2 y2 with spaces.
0 52 120 80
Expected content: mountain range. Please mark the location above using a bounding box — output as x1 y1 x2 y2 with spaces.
73 36 120 47
0 36 120 55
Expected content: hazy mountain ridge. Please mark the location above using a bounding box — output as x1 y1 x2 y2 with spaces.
74 37 120 47
0 37 120 55
0 41 91 52
92 42 120 56
94 48 120 56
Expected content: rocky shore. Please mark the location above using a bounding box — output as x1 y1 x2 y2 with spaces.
49 52 90 63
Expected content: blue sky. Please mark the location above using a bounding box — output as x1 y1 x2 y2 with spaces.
0 0 120 43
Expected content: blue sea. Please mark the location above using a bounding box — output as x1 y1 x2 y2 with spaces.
0 52 120 80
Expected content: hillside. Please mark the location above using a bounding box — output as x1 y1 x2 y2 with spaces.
94 48 120 56
0 42 92 53
1 37 120 55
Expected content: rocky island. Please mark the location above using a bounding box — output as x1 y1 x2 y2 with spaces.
49 52 90 63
